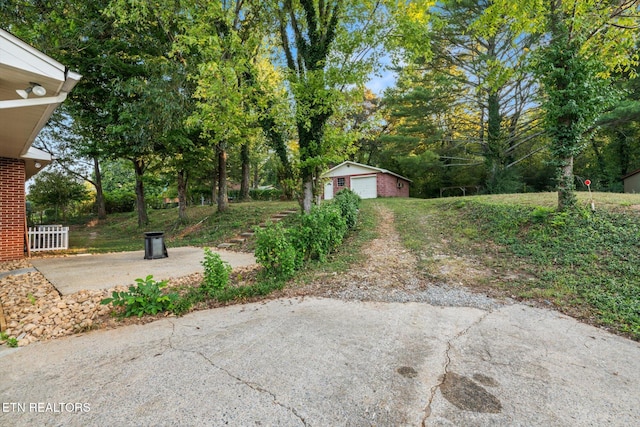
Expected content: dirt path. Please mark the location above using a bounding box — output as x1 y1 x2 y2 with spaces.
284 203 499 309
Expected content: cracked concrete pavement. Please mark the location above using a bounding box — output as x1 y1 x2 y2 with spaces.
1 297 639 426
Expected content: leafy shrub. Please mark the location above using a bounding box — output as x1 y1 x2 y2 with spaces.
530 206 554 223
1 332 18 348
333 189 361 229
201 248 232 296
254 222 298 279
254 196 360 280
290 203 347 262
104 191 136 213
100 275 178 317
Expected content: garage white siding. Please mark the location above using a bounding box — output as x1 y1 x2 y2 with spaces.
350 175 377 199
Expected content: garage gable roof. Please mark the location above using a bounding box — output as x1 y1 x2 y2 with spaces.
622 168 640 181
322 161 412 182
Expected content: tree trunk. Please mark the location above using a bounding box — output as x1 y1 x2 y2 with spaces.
177 168 188 222
297 109 329 213
211 159 218 206
93 156 107 220
253 160 259 189
132 158 149 226
557 156 576 211
216 143 229 212
486 91 503 189
240 143 251 201
302 180 313 213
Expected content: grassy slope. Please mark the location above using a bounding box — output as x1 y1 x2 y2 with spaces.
381 192 640 340
66 201 298 253
60 194 640 340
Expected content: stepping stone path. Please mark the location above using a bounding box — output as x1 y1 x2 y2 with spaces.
217 210 298 250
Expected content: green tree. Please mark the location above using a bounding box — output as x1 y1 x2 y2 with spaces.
28 169 90 222
174 0 270 212
271 0 390 212
4 1 116 220
476 0 639 209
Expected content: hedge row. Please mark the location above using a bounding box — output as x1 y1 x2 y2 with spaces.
254 189 361 280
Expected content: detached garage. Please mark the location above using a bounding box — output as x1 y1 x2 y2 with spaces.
322 161 411 200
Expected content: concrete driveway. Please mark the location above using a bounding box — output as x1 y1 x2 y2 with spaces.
29 247 256 295
1 297 638 426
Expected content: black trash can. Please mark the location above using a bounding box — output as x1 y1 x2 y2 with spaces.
144 232 168 259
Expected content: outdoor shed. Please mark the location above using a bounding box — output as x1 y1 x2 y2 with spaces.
623 168 640 193
322 161 411 200
0 29 81 261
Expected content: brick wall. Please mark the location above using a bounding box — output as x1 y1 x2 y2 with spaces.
377 173 410 197
0 157 26 261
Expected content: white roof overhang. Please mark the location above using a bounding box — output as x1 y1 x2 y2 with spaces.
322 161 413 183
0 29 81 176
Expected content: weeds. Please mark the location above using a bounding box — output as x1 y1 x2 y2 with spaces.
101 275 179 317
384 197 640 340
201 248 232 296
1 331 18 347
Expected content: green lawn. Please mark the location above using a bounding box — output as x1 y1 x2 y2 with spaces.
67 201 298 253
62 193 640 340
380 192 640 340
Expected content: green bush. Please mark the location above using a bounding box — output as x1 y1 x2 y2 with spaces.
104 191 136 214
254 222 298 279
100 275 178 317
333 189 361 229
290 203 347 262
201 248 232 296
255 196 360 279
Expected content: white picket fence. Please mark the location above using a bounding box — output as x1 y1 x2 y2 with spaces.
27 225 69 252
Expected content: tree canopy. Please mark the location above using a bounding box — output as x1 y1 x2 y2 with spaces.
5 0 640 222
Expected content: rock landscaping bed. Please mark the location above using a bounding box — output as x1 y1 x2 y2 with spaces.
0 264 120 347
0 261 263 347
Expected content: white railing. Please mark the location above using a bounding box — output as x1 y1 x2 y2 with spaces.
28 225 69 252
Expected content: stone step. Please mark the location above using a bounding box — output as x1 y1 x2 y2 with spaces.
217 243 235 249
240 232 255 238
272 213 289 218
229 238 246 244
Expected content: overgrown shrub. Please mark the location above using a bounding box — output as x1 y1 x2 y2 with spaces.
201 248 232 296
333 189 361 229
290 203 347 262
100 275 178 317
255 195 360 279
254 222 298 279
104 191 136 213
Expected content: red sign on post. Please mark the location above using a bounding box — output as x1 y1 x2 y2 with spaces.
585 179 591 186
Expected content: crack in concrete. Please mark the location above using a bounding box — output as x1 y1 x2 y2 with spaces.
193 349 308 426
165 322 306 426
421 310 493 426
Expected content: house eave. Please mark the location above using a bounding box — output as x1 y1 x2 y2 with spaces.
0 29 81 174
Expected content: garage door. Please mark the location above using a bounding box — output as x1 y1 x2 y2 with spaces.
350 175 377 199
